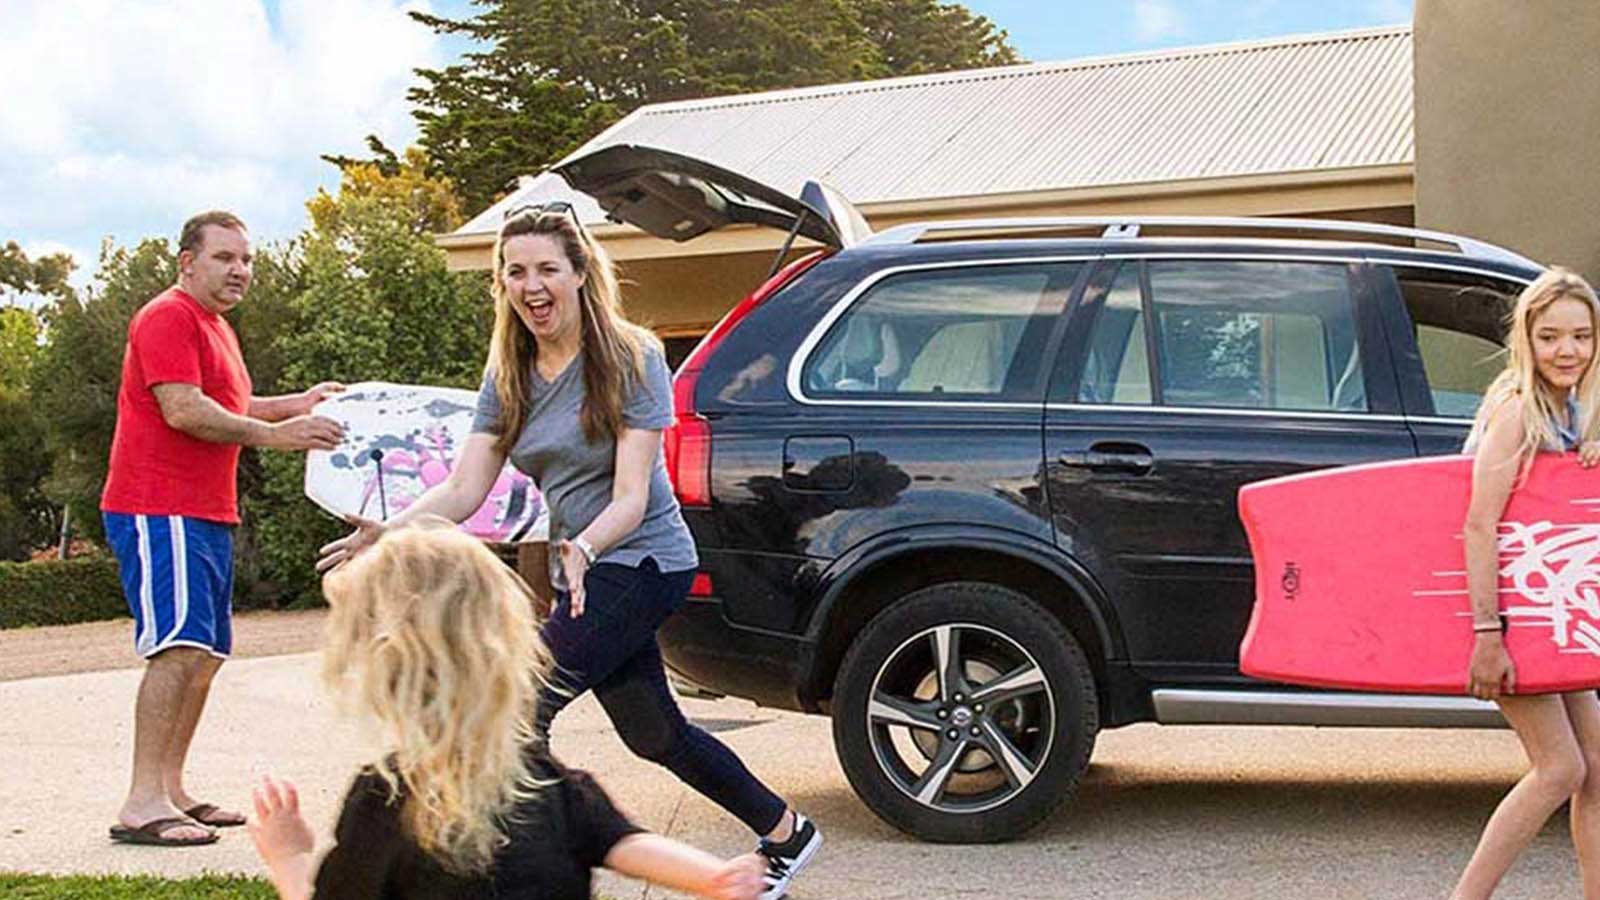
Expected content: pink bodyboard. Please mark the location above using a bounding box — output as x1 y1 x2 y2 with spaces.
1239 454 1600 694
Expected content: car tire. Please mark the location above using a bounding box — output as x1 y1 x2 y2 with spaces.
832 581 1098 842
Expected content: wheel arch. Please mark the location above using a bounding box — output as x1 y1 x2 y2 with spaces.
800 528 1123 713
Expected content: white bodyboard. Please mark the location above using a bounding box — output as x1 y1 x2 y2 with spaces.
303 381 547 542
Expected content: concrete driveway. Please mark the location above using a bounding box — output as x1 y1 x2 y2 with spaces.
0 649 1585 899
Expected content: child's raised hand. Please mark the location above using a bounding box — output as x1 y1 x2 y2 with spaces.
705 853 766 900
248 775 313 866
1581 442 1600 468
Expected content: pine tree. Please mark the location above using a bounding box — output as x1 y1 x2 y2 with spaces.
346 0 1018 212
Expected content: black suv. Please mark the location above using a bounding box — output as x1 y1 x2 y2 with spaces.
554 146 1540 842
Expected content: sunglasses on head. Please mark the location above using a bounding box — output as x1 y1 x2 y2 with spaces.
503 200 579 224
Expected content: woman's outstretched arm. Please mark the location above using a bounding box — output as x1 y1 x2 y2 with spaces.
317 432 508 572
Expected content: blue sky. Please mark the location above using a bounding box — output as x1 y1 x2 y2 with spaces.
2 0 1411 306
966 0 1410 60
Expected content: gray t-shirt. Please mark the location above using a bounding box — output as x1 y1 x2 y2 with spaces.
471 343 698 591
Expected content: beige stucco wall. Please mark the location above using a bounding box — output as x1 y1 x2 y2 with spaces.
614 250 795 336
1415 0 1600 278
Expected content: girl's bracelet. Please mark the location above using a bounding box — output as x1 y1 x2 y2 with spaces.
1472 620 1503 633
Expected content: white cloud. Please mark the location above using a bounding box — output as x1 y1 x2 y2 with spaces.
1133 0 1187 42
0 0 446 278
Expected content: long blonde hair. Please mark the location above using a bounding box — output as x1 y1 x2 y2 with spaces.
486 209 657 450
1471 266 1600 467
321 518 550 874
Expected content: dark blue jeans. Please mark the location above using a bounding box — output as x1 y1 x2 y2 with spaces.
535 558 786 835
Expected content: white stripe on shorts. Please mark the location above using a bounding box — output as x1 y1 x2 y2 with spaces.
164 515 190 647
134 515 156 656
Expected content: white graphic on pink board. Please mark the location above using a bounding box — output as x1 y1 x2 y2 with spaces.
1414 499 1600 657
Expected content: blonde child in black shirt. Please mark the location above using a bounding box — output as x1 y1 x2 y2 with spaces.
248 519 765 900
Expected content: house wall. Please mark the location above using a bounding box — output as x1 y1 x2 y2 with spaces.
1415 0 1600 279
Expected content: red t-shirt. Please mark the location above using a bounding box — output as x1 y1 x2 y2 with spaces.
101 287 253 524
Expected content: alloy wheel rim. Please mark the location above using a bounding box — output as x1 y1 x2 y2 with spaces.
865 622 1056 814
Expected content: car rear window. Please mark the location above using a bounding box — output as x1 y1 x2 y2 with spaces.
802 262 1080 401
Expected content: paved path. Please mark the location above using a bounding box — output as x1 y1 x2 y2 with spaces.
0 609 324 682
0 616 1589 898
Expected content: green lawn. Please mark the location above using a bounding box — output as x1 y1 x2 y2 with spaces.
0 873 277 898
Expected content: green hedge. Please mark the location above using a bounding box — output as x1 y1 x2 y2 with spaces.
0 556 126 629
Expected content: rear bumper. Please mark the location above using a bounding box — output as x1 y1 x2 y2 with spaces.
659 597 817 713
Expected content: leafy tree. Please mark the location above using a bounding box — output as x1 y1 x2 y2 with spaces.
28 237 303 566
0 241 71 555
361 0 1017 211
224 238 310 600
857 0 1018 76
0 240 75 305
19 156 484 600
0 384 54 560
253 150 492 603
0 306 52 558
31 239 177 545
0 307 42 393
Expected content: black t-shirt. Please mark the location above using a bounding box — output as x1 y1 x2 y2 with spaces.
313 754 644 900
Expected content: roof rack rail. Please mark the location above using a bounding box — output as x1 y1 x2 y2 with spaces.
864 216 1539 269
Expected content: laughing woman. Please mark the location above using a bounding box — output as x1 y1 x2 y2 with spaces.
318 205 820 900
1452 268 1600 899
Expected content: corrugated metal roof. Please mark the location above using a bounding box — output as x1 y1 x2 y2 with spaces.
456 24 1412 236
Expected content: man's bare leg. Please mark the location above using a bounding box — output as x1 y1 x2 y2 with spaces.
163 654 223 814
117 647 212 841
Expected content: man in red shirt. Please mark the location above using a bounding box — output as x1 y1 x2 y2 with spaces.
101 211 345 846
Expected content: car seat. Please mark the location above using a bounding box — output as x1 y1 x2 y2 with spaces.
833 317 902 391
900 320 1009 393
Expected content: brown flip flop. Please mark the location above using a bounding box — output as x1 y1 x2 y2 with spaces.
184 803 247 828
109 817 218 846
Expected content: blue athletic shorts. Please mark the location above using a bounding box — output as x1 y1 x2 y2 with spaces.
103 512 234 658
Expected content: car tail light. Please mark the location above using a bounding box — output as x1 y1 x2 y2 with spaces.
664 378 713 507
689 572 713 597
664 251 830 508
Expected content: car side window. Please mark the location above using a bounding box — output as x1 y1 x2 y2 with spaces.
1391 267 1516 418
1076 264 1151 403
1144 260 1367 412
804 263 1079 400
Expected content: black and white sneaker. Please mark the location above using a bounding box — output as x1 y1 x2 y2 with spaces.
757 811 822 899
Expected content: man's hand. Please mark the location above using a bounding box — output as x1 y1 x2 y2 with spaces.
296 381 346 417
262 415 344 451
1468 632 1516 700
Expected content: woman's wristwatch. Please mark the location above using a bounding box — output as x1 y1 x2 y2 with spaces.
573 535 598 565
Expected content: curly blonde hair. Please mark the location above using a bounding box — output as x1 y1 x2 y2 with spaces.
321 517 551 874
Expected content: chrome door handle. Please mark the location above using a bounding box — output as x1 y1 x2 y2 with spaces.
1058 444 1154 473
